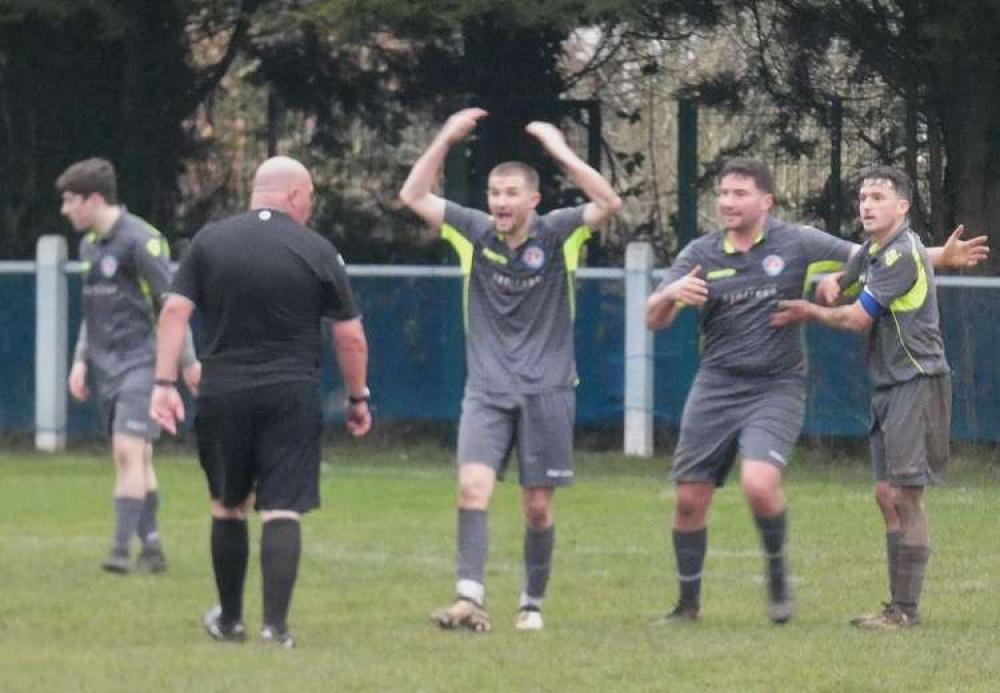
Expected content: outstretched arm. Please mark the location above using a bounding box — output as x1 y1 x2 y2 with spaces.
927 225 989 269
525 121 622 229
399 108 489 231
770 298 873 333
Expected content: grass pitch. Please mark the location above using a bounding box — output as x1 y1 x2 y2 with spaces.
0 443 998 692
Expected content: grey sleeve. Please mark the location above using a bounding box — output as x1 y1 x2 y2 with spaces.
656 242 701 291
866 249 918 308
798 225 855 264
443 201 493 242
838 245 866 293
180 327 197 367
543 206 588 241
132 232 174 312
72 321 87 364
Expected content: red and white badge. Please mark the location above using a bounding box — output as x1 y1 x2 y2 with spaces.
100 255 119 278
762 254 785 276
522 246 545 269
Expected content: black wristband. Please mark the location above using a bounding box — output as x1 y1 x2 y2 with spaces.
347 387 370 404
154 379 176 387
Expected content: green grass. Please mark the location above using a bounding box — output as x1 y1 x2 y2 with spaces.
1 443 998 692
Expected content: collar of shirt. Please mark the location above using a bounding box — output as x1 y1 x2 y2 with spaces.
868 222 911 256
95 207 128 245
720 216 775 254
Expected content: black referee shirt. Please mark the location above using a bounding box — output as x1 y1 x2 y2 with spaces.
171 208 360 396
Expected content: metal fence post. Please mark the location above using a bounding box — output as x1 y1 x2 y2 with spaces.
35 235 68 451
624 241 654 457
677 98 699 248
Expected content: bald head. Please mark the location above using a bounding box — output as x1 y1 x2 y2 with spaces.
250 156 315 224
253 156 310 192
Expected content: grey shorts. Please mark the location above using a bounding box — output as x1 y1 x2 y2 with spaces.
456 388 575 488
97 368 160 442
671 370 805 487
870 374 951 487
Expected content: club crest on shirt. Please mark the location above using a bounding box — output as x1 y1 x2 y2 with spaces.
100 255 119 278
522 246 545 270
762 254 785 277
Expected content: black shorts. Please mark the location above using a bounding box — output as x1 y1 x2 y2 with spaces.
195 380 323 513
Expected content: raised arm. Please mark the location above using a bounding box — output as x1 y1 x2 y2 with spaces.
525 121 622 228
399 108 489 231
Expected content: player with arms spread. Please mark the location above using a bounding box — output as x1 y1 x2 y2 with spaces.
771 166 974 629
647 158 986 625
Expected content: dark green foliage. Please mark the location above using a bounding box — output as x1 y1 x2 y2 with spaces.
0 1 258 254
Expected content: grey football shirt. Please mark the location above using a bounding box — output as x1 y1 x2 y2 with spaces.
847 224 950 387
442 201 591 394
76 211 173 390
658 216 854 377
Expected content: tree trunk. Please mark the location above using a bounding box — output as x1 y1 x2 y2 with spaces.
939 63 1000 270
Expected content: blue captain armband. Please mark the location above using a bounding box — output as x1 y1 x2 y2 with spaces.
859 288 885 318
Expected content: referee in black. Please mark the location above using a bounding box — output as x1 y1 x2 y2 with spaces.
150 156 371 648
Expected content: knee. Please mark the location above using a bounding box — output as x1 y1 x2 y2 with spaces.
874 483 895 512
742 478 775 508
674 492 708 525
211 500 249 520
741 466 782 511
524 502 552 530
891 488 924 517
458 480 490 509
112 448 140 471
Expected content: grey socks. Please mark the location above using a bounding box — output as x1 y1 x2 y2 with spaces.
456 509 488 604
112 496 144 555
754 511 789 601
673 528 708 608
522 525 555 608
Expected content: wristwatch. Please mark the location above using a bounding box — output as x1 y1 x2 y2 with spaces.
347 387 370 405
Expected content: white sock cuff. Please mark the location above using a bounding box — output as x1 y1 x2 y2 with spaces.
519 592 544 610
456 579 485 606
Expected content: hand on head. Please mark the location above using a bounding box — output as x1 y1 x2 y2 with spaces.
442 108 489 144
524 121 565 147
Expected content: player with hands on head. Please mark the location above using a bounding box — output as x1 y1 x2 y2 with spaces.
400 107 621 633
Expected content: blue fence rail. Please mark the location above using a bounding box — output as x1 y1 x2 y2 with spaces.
3 269 999 441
